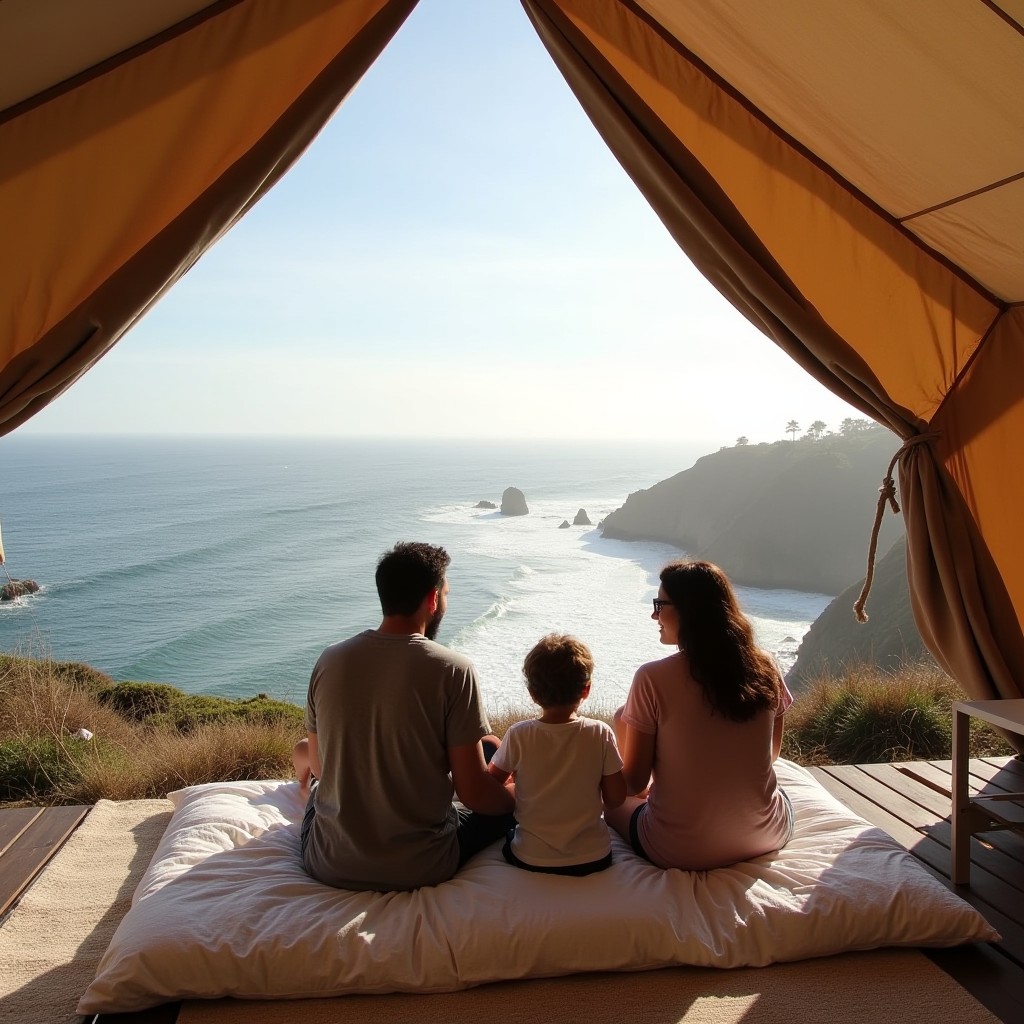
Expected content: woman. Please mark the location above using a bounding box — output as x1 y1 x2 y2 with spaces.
604 559 794 871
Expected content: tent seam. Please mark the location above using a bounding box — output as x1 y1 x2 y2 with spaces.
901 170 1024 222
0 0 247 126
614 0 1008 311
931 312 1005 424
978 0 1024 37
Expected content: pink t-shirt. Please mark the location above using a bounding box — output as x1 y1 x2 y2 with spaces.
622 652 792 871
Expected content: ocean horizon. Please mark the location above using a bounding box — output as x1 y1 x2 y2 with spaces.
0 435 833 715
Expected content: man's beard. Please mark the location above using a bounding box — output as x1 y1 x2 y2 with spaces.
425 609 445 641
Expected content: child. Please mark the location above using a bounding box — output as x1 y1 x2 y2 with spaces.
488 634 626 876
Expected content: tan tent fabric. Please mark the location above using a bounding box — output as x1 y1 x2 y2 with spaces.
0 0 418 432
2 0 1024 724
520 0 1024 728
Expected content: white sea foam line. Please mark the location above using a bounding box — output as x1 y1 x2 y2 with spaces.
451 532 675 712
427 501 829 712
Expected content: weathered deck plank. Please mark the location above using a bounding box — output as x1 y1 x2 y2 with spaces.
925 944 1024 1024
856 762 1024 894
900 760 1024 863
0 806 42 856
810 765 1024 958
811 756 1024 1024
0 804 88 919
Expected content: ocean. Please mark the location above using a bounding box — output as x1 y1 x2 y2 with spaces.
0 436 832 715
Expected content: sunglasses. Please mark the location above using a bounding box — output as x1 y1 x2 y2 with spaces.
652 598 673 614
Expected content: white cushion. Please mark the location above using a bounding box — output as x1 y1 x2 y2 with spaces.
78 760 998 1013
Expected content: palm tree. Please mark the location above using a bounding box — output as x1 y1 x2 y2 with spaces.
786 420 799 441
808 419 827 440
840 417 873 435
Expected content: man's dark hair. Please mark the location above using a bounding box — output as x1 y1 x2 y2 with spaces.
375 542 451 616
523 633 594 709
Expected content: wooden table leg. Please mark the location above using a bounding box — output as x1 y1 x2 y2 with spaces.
951 705 971 886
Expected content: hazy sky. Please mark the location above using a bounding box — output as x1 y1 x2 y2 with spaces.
22 1 862 446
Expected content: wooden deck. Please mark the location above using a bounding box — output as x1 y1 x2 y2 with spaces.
811 755 1024 1024
1 757 1022 1022
0 803 88 925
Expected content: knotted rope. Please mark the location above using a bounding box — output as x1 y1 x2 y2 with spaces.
853 432 939 623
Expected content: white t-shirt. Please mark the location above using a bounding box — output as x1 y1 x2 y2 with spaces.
492 716 623 867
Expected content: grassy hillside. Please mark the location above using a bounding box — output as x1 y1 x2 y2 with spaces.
0 654 302 805
601 427 905 594
779 660 1010 764
0 654 1011 806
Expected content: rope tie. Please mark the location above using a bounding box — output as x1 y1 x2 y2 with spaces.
853 432 939 623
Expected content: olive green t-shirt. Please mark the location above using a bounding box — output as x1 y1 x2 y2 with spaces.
303 630 489 890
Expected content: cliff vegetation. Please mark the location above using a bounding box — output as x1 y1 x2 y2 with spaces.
0 654 301 806
0 653 1010 807
601 422 904 594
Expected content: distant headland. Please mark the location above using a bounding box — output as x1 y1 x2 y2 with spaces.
601 422 904 595
600 421 928 682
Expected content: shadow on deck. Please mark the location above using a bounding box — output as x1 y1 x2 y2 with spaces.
811 755 1024 1023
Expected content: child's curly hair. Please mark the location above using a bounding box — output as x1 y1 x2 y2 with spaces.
523 633 594 709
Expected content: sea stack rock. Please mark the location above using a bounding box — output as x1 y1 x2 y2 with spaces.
559 520 570 529
500 487 529 516
573 508 592 526
474 500 497 509
1 579 40 601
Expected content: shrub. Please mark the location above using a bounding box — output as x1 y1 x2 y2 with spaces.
0 655 304 804
0 653 114 694
148 693 305 733
97 682 304 732
47 658 116 693
0 735 85 803
98 681 181 721
783 661 1013 764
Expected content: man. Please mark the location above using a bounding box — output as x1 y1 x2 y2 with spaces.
299 541 515 891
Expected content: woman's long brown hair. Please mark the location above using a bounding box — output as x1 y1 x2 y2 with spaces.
660 560 781 721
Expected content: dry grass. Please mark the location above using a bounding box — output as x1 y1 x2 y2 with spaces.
783 659 1014 765
493 660 1015 769
68 719 300 803
0 652 1016 807
0 653 301 806
487 696 617 739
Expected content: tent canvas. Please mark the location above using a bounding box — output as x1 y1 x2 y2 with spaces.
1 0 1023 728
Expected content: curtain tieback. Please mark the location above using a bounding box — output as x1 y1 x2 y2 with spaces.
853 432 940 623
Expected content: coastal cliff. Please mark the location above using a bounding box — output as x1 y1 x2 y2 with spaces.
787 535 933 687
601 428 905 594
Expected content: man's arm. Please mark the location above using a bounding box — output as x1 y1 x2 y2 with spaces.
450 740 515 815
307 731 323 780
